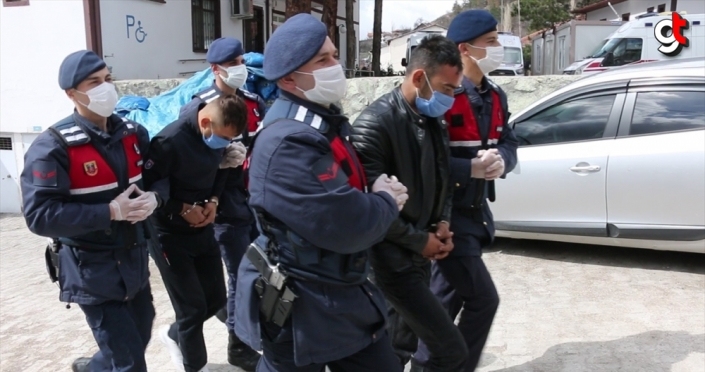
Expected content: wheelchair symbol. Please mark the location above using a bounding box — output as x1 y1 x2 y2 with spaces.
126 15 148 43
135 21 147 43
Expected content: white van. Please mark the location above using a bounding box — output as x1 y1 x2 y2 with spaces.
565 12 704 75
489 32 525 76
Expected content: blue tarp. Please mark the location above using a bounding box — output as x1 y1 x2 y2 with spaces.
116 52 278 138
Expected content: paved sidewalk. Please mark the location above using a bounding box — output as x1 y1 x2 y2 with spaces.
1 214 704 371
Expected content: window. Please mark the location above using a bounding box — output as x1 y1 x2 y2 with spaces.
514 95 616 146
657 4 666 12
272 13 286 33
622 13 630 21
243 6 265 53
602 38 643 66
647 6 655 12
2 0 29 6
191 0 221 53
630 91 705 135
0 137 12 150
557 36 566 70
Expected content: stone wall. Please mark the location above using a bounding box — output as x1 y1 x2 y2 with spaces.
115 75 582 122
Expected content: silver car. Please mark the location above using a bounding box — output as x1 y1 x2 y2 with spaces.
492 58 705 254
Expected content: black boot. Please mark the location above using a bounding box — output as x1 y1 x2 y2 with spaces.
228 332 260 371
71 357 91 372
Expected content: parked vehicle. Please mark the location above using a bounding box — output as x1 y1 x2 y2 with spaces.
564 12 705 75
400 30 446 68
489 32 525 76
531 20 624 76
493 58 705 253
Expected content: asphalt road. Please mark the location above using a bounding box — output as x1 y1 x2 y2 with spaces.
1 215 703 372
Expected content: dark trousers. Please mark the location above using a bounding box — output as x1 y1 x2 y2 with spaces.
214 221 254 333
373 261 468 371
257 321 402 372
416 256 500 371
154 227 227 372
79 286 155 372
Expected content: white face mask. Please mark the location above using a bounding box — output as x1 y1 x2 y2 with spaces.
296 65 347 106
76 82 119 117
468 44 505 74
218 64 248 89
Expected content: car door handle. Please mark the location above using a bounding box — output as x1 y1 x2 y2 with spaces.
570 165 601 173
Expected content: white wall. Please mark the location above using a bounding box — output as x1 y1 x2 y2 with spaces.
102 0 360 80
0 0 87 135
587 0 705 21
1 0 87 211
100 0 262 80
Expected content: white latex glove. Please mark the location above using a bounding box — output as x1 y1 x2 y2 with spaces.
109 184 137 221
484 158 505 180
373 174 409 211
220 142 247 169
472 149 502 179
125 188 158 223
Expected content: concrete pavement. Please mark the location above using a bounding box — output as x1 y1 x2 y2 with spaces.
1 214 703 371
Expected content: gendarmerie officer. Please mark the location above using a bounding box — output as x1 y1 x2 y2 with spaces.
179 37 262 371
415 10 520 372
233 14 410 371
143 95 248 372
20 50 157 372
351 35 469 371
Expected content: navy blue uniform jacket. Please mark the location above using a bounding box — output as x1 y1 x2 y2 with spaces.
21 113 151 305
234 93 400 366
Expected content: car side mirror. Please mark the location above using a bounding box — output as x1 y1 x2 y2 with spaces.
401 58 408 67
602 52 614 67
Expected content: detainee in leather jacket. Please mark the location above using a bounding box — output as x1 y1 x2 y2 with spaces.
351 87 454 268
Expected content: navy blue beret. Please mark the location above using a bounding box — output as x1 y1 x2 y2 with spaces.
58 50 106 90
264 13 328 81
447 10 498 44
207 37 244 64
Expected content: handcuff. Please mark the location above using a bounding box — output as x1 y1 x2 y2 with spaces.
180 198 218 217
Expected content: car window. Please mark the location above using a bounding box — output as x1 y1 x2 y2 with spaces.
514 95 616 146
630 91 705 136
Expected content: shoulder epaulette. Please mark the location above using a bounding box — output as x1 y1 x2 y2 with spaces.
195 87 221 104
50 117 90 147
262 99 329 134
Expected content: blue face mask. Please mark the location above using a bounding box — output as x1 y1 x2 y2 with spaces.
203 124 231 149
415 72 455 118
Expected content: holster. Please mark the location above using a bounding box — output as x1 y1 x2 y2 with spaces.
44 238 61 283
246 243 297 327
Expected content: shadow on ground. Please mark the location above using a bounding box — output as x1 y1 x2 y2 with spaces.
490 238 705 275
485 331 705 372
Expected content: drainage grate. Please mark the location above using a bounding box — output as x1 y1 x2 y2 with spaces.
0 137 12 151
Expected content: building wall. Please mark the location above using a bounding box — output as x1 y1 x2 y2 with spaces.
586 0 704 21
0 0 88 212
100 0 260 80
101 0 360 80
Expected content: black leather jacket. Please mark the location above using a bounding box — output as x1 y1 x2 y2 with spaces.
351 87 452 266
